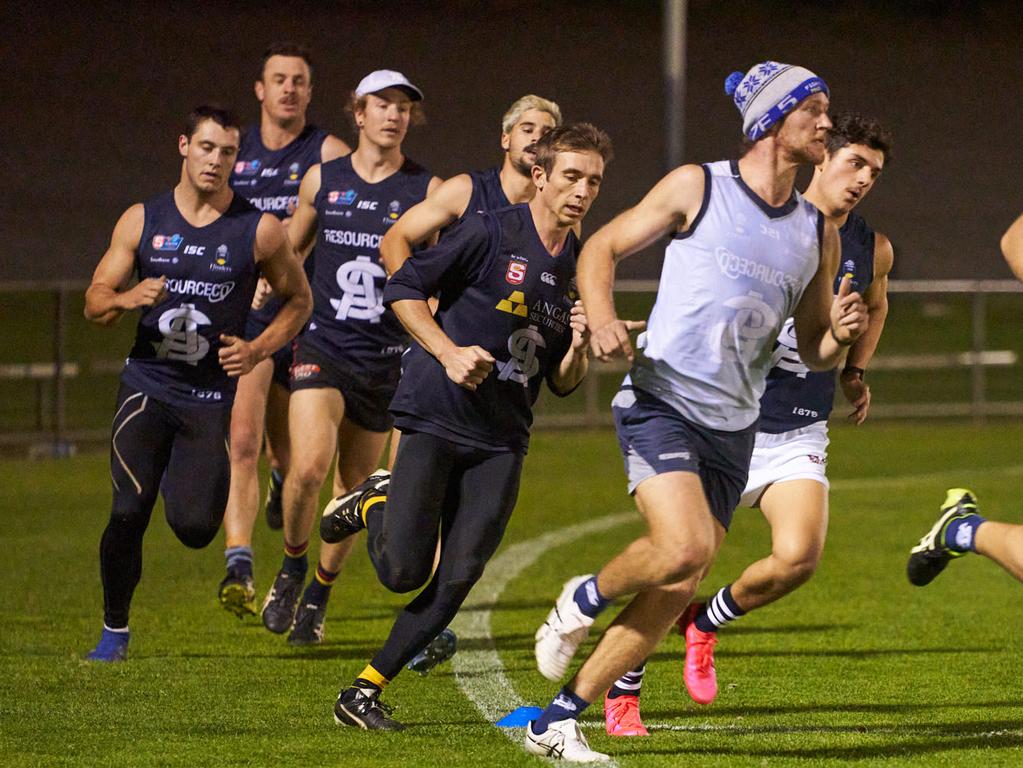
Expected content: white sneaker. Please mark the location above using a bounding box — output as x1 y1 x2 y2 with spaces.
535 575 596 681
524 719 610 763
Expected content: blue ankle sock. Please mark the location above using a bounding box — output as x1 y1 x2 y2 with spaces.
303 563 338 605
282 541 308 575
531 687 590 734
695 584 746 633
572 575 610 619
225 546 253 578
944 514 986 552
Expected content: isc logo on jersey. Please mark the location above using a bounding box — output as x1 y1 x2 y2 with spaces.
152 234 183 251
234 160 260 176
328 190 357 206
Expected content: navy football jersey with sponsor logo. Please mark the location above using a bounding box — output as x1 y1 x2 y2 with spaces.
230 124 327 323
464 167 510 217
384 204 579 453
230 124 328 218
301 155 432 368
757 210 876 433
120 191 261 406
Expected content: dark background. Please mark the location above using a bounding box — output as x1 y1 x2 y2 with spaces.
5 0 1021 281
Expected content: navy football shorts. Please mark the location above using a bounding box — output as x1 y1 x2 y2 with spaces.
612 383 756 530
289 338 400 433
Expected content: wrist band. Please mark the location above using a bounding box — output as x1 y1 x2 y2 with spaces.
842 365 865 378
830 326 853 346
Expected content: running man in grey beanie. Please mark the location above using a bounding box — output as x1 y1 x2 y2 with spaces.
527 62 868 761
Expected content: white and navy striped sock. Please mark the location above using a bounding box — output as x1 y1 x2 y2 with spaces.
608 663 647 699
694 585 746 633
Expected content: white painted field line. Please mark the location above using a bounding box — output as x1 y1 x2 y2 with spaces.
450 511 635 764
447 461 1023 763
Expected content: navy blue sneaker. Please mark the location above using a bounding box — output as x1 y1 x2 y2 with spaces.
86 628 129 662
334 685 405 731
406 628 458 675
320 469 391 544
265 469 284 530
261 569 304 634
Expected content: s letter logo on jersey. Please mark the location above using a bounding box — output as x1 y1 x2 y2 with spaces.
497 325 545 385
496 291 528 317
154 304 211 365
152 234 183 251
506 262 527 285
330 255 386 322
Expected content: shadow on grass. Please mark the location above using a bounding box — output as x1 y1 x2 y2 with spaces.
629 721 1023 760
639 700 1023 720
647 645 1003 662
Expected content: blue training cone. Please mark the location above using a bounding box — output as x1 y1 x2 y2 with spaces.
496 706 543 727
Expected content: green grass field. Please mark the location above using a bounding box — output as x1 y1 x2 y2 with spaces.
2 422 1022 766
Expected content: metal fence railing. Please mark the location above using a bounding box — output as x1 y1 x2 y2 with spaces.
2 278 1022 455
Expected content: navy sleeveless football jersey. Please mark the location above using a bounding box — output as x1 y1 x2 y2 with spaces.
757 210 876 433
230 124 327 324
384 204 580 453
300 155 433 372
230 124 328 218
120 191 261 406
464 166 510 217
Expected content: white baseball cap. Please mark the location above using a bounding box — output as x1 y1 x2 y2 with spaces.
355 70 423 102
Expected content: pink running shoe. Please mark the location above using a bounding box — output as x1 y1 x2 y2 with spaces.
678 602 718 705
604 693 649 737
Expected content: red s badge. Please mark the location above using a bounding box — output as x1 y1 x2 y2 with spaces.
506 262 527 285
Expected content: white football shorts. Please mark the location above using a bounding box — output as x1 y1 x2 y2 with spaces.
739 421 830 508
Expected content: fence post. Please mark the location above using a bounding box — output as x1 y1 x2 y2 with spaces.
970 288 987 423
52 285 73 457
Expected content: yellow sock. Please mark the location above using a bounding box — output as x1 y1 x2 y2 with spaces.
360 493 386 526
357 665 389 690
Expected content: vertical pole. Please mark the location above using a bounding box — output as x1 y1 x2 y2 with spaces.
54 285 69 453
663 0 688 172
970 289 987 423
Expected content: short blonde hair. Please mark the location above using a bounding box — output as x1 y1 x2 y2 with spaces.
501 94 562 135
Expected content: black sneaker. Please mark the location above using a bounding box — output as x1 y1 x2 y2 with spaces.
288 601 327 645
265 469 284 530
218 569 257 618
907 488 978 586
320 469 391 544
261 569 304 633
406 628 458 675
334 684 405 731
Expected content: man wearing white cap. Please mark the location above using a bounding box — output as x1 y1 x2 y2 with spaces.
259 70 440 645
526 61 869 762
378 93 563 275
